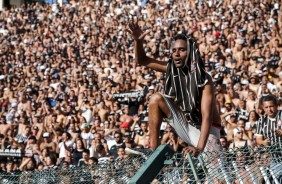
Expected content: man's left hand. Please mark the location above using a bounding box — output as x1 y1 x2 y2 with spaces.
182 146 202 157
275 129 282 137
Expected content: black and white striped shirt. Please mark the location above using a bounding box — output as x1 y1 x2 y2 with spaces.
255 110 282 145
164 36 207 127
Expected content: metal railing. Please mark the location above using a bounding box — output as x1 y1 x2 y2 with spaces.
1 144 282 184
151 143 282 184
0 148 153 184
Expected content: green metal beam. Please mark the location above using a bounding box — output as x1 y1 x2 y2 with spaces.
129 145 174 184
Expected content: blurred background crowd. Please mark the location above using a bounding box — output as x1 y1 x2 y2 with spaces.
0 0 281 176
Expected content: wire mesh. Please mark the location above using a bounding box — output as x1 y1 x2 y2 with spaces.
2 145 282 184
154 143 282 184
0 148 153 184
153 152 206 184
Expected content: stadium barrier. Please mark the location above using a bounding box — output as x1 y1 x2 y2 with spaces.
0 148 153 184
1 144 282 183
130 143 282 184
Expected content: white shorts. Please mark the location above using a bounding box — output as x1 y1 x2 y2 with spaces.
163 94 221 152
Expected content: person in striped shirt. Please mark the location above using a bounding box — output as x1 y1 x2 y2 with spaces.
127 22 222 156
255 95 282 145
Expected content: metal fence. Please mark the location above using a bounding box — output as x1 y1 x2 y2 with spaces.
2 144 282 184
152 143 282 184
0 149 153 184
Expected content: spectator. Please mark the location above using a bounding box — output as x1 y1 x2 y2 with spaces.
229 127 253 150
72 138 85 166
39 132 56 153
134 121 150 148
19 157 36 172
109 132 123 158
116 146 128 161
219 136 229 151
245 110 260 139
43 155 57 170
58 132 73 160
165 130 183 152
25 135 37 152
255 95 282 145
31 126 40 140
15 126 31 145
123 131 137 149
80 123 94 149
221 110 238 142
78 149 91 167
96 144 110 162
89 133 109 158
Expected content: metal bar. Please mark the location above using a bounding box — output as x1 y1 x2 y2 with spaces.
232 161 244 184
260 167 271 184
128 145 174 184
198 155 214 184
186 154 201 184
218 157 232 184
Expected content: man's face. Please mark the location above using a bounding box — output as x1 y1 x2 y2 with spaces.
239 100 245 108
141 123 147 131
123 107 129 114
94 134 101 143
237 120 245 128
248 91 255 100
69 123 75 131
219 138 227 148
24 127 31 136
62 133 68 140
27 160 34 169
82 152 89 160
262 100 278 118
172 39 188 68
114 134 122 143
117 148 125 156
6 162 13 172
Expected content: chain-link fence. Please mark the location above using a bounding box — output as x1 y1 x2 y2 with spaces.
2 145 282 184
153 143 282 184
0 148 153 184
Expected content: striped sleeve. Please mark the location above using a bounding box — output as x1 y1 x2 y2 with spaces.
192 40 207 88
255 117 263 136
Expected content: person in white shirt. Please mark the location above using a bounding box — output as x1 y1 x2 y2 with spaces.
58 132 73 159
80 123 94 148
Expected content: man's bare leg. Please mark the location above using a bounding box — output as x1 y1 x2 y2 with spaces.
148 93 171 150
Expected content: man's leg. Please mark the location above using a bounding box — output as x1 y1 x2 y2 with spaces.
149 93 171 150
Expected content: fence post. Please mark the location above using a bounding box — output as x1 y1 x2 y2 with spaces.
198 155 214 184
186 153 201 184
129 145 174 184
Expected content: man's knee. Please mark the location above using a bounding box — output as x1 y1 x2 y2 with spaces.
149 93 164 105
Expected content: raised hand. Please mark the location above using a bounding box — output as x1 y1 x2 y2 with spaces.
126 19 150 41
133 115 140 122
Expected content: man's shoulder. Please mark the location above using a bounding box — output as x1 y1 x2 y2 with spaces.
199 73 212 87
200 74 214 92
258 115 266 123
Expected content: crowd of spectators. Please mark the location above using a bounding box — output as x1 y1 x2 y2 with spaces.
0 0 281 180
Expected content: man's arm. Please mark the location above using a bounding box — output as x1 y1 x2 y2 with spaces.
197 76 213 151
255 135 270 146
127 22 167 73
134 134 139 145
134 39 167 72
220 111 238 128
254 118 270 145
